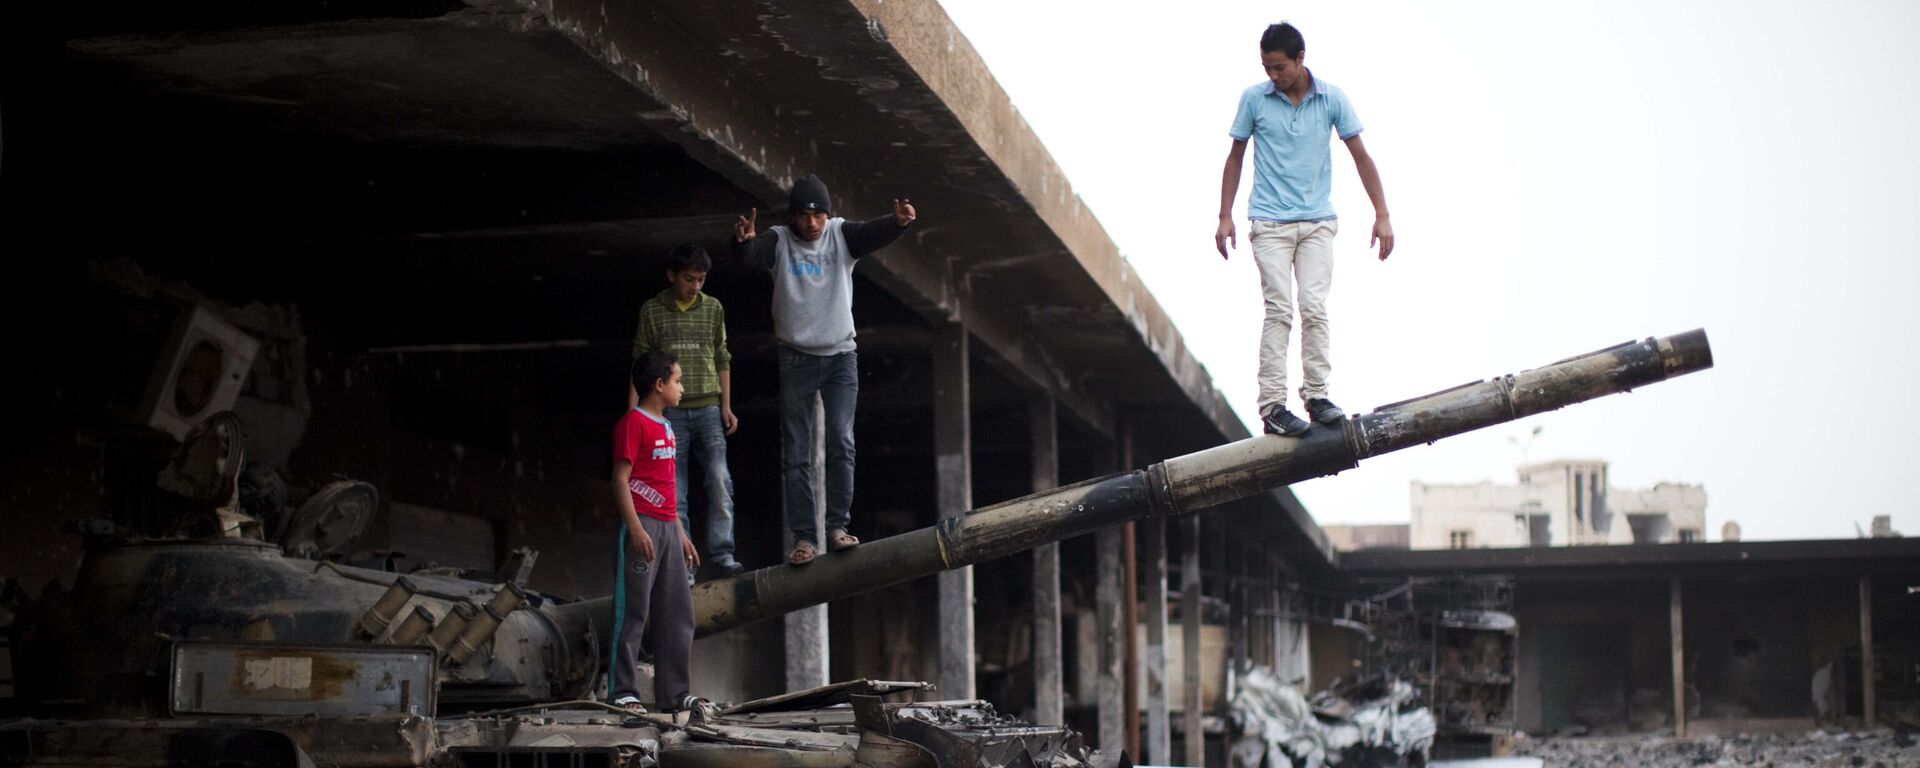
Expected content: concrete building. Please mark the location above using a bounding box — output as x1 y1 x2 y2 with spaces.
1412 460 1706 549
1323 523 1411 552
1347 539 1920 737
1 0 1339 762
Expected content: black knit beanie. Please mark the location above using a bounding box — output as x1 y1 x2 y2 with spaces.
789 174 832 214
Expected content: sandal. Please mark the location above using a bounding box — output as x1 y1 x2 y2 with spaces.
826 529 860 552
613 696 648 714
788 539 817 566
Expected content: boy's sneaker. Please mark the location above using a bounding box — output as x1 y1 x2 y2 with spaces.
668 694 717 724
1261 404 1311 437
710 556 746 577
1305 398 1346 425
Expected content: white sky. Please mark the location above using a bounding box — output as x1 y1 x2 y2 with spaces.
937 0 1920 541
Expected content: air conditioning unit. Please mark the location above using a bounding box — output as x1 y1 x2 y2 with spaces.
115 303 261 440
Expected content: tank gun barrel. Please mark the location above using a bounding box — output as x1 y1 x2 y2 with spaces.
555 329 1712 641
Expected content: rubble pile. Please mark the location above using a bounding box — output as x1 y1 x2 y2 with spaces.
1513 730 1920 768
1229 667 1437 768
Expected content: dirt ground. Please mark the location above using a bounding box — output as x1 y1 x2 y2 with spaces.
1509 730 1919 768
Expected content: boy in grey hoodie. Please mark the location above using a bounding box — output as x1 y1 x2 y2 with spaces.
731 175 916 565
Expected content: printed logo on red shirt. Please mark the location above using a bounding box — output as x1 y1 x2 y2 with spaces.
629 477 667 507
613 410 678 521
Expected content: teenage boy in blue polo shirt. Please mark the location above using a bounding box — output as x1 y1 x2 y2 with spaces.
1213 22 1395 437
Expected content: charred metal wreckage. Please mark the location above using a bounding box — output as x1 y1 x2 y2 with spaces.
0 330 1711 766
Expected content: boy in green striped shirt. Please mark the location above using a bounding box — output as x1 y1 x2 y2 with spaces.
632 243 743 576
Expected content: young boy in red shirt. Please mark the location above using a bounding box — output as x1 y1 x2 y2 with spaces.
609 351 703 713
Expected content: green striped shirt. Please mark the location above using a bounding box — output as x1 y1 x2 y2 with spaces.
633 290 731 409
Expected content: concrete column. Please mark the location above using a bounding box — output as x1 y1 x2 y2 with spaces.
933 322 974 700
1223 536 1244 762
1229 540 1247 694
1029 396 1063 726
1096 524 1125 752
1182 517 1204 767
1270 561 1284 673
784 396 828 691
1861 575 1876 726
1142 517 1171 765
1251 553 1267 673
1669 577 1686 738
1120 419 1139 758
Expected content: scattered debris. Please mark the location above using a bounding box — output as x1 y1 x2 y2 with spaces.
1512 730 1920 768
1229 666 1436 767
1357 575 1518 754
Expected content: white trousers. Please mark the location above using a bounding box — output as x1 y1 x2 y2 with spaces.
1251 218 1337 410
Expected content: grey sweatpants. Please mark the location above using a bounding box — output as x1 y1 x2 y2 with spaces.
609 516 693 707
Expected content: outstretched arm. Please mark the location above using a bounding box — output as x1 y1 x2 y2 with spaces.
844 198 916 259
1343 135 1394 261
1215 140 1248 259
731 208 778 269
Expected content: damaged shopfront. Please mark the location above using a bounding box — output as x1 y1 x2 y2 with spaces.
1345 539 1920 739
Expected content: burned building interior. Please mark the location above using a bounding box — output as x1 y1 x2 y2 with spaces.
2 1 1917 766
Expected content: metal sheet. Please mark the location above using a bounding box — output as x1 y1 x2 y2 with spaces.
171 642 434 718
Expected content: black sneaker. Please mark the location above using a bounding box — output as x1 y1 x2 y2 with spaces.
1261 404 1311 437
669 694 718 724
711 557 746 577
1305 398 1346 425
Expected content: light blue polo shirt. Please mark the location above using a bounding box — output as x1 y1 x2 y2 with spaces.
1228 73 1363 223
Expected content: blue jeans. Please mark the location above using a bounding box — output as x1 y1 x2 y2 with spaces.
664 405 736 563
778 347 857 543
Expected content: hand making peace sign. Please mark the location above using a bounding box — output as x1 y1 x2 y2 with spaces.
734 208 758 242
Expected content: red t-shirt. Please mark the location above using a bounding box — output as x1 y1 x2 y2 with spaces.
612 408 677 522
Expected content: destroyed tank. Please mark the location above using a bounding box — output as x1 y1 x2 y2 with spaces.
0 330 1712 767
